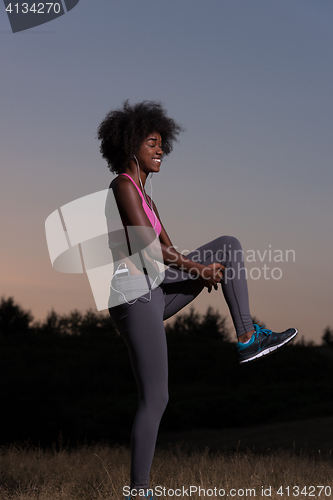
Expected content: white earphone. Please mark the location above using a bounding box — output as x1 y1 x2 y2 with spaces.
132 155 157 230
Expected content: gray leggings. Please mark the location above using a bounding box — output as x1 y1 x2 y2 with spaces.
109 236 253 489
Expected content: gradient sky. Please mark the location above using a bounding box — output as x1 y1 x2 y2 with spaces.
1 0 332 343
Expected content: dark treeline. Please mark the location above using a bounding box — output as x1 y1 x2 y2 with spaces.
0 296 333 447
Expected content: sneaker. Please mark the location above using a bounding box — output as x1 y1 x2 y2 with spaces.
237 324 298 363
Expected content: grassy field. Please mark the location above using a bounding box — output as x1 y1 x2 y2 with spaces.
158 415 333 455
1 418 333 500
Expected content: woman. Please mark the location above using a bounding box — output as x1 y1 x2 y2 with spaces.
97 101 297 499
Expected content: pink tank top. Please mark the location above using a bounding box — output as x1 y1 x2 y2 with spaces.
119 173 162 237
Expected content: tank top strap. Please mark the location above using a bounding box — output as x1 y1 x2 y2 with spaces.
119 173 145 200
117 173 162 236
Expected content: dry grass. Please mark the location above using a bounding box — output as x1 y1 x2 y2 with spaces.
0 442 333 500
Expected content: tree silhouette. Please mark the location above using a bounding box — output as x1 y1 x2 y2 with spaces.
166 306 230 340
36 308 119 337
36 309 71 336
199 306 230 339
322 326 333 346
0 296 33 334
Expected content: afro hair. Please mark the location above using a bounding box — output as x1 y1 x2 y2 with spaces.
97 100 183 174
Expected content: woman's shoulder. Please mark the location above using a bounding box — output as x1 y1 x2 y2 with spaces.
110 174 132 191
110 174 142 204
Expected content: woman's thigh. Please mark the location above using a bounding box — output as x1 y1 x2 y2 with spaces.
161 266 203 320
109 288 168 398
162 236 237 320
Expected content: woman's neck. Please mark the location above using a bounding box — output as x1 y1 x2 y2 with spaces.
125 162 147 188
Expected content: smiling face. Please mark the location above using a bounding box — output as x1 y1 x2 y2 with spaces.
135 131 163 175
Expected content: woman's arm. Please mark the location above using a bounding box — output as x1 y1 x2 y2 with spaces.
111 177 167 262
150 198 224 291
112 179 223 290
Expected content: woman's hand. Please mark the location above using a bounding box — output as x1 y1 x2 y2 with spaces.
198 263 225 293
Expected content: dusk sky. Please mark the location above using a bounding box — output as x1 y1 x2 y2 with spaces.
1 0 332 343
